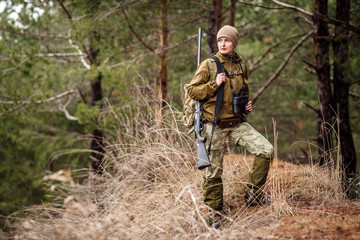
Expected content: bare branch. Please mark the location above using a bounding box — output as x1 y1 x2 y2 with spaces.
317 13 360 35
68 37 91 70
249 32 307 74
272 0 360 35
122 9 154 52
303 101 318 114
251 48 291 72
349 80 360 85
302 59 316 69
107 33 198 69
56 0 72 20
237 0 283 10
349 92 360 100
33 53 85 57
161 33 198 52
58 94 78 121
77 87 88 105
252 30 313 105
55 1 91 70
294 14 313 25
0 89 77 105
0 27 69 40
2 58 29 73
100 0 141 20
303 67 316 75
271 0 313 16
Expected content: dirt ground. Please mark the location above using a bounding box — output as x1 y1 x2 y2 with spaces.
223 154 360 239
257 204 360 239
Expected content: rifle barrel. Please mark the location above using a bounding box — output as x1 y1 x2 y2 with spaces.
197 28 202 67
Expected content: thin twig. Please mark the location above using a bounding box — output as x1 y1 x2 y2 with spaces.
271 0 312 16
237 0 283 10
122 9 154 52
249 32 307 73
56 0 72 20
0 89 77 105
252 30 313 105
303 101 318 114
349 92 360 100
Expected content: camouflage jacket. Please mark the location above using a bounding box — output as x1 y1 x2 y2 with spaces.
186 51 249 123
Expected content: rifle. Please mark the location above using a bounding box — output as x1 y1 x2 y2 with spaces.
194 27 211 170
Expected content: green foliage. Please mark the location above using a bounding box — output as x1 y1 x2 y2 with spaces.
0 0 360 230
75 103 100 131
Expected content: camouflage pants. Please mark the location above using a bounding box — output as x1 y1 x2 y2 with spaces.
202 122 273 210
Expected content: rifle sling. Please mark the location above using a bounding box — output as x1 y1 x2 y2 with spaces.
207 56 229 154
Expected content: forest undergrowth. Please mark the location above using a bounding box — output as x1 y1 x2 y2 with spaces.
3 100 360 239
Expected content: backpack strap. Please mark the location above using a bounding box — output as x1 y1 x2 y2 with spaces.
207 56 226 154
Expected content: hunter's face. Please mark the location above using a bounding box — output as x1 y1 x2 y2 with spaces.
217 37 235 55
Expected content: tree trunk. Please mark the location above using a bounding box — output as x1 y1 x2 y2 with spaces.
157 0 169 119
229 0 236 26
215 0 223 32
332 0 357 193
90 72 105 173
313 0 333 165
207 0 223 54
88 29 105 173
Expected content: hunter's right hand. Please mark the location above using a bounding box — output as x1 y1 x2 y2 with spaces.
216 73 226 86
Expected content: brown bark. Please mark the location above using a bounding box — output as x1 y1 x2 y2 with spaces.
332 0 357 192
90 68 105 173
215 0 223 32
157 0 169 118
313 0 333 165
88 29 105 173
229 0 236 26
207 0 223 54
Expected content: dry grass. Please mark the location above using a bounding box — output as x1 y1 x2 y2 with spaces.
5 90 360 239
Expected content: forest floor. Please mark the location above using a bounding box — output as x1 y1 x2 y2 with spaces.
223 155 360 239
257 204 360 239
5 153 360 239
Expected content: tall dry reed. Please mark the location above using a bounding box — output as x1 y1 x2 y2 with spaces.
7 80 351 239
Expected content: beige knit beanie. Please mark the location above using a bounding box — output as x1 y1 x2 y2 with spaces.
217 25 239 46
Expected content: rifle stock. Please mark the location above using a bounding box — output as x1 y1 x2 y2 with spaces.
197 141 211 170
194 101 211 170
194 27 211 170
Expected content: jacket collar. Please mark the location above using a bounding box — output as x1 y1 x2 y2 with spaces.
212 51 242 63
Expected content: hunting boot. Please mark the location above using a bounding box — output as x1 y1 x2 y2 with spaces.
203 177 223 211
244 154 271 206
207 210 223 229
